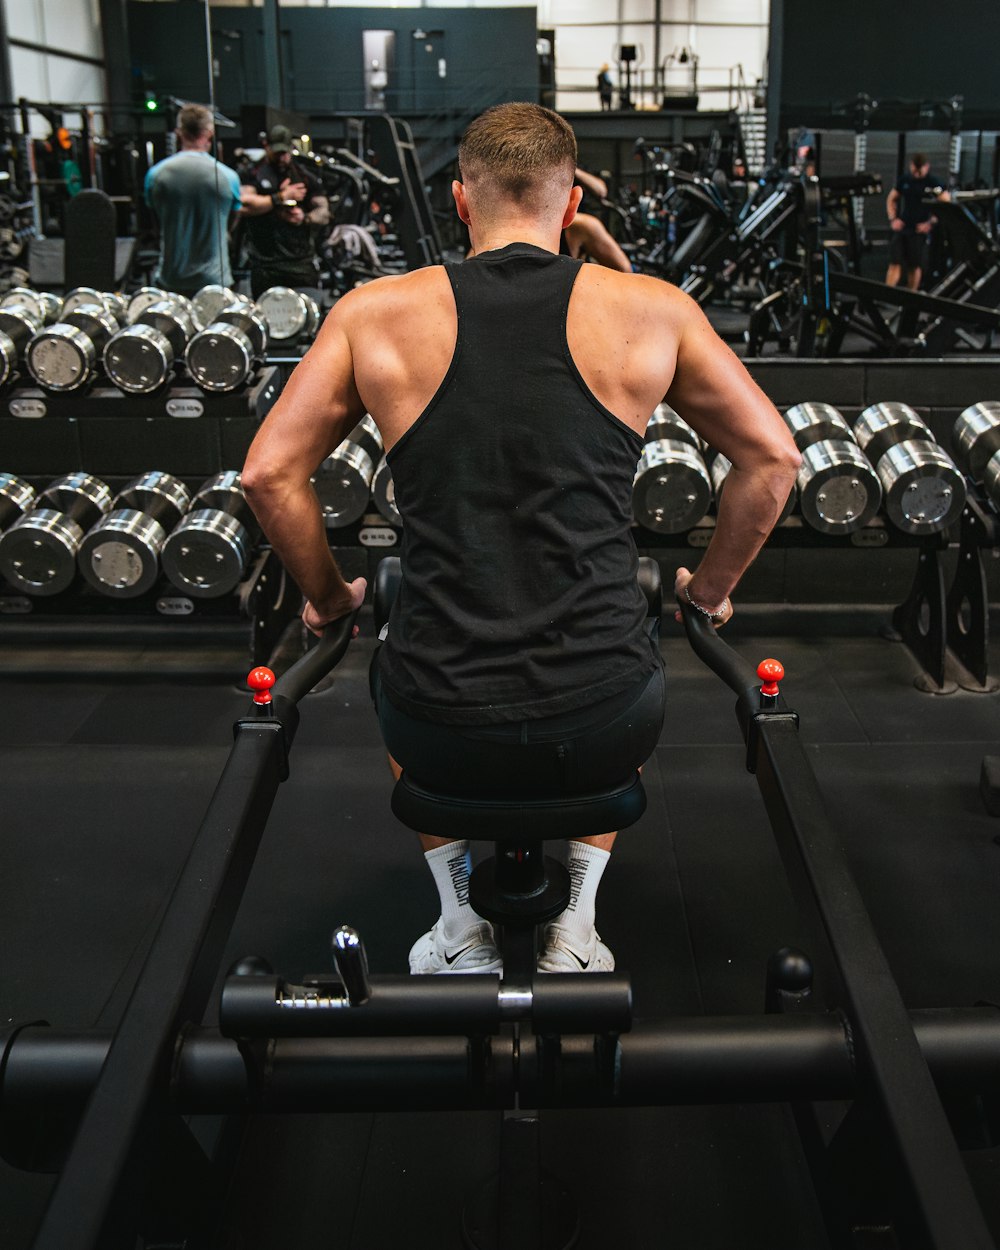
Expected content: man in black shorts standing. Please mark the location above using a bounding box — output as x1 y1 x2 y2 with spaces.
241 103 799 977
885 153 948 290
239 125 330 298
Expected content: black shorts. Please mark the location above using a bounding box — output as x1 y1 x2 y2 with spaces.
889 231 928 270
371 656 666 799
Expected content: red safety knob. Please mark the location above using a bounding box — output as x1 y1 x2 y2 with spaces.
757 658 784 697
247 666 276 705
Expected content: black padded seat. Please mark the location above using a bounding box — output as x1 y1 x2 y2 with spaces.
391 772 646 842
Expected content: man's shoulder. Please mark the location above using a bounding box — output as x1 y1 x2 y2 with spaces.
335 266 450 324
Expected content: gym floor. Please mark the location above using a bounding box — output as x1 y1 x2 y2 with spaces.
3 594 1000 1249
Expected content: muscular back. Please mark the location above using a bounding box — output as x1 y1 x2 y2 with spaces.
343 261 682 451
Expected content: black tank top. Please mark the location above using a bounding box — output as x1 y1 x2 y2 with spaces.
378 242 660 724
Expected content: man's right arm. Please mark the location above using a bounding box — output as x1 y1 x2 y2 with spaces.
887 187 903 228
241 184 283 217
663 295 800 619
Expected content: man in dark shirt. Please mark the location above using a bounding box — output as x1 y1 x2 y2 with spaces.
886 153 948 290
241 103 799 977
239 125 330 298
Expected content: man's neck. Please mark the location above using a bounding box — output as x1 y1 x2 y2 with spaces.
471 223 561 256
180 138 212 154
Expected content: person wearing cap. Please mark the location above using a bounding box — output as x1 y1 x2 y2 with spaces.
239 125 330 298
144 104 242 296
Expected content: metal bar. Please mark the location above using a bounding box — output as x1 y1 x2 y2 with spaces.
755 721 995 1249
7 38 105 68
6 1009 1000 1120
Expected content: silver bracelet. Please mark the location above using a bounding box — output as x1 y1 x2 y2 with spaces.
684 584 729 620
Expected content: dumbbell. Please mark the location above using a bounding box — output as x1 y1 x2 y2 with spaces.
104 297 196 394
161 471 259 598
0 287 62 325
25 302 121 393
633 436 712 533
125 286 170 323
372 454 401 525
782 402 881 535
952 403 1000 482
854 401 965 535
645 403 700 449
0 301 43 385
190 284 238 331
257 286 321 342
314 415 384 527
709 452 799 527
62 287 127 322
0 471 113 595
186 302 268 392
0 473 36 531
77 471 191 598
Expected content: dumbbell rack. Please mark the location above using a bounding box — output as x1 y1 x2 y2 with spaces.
0 367 299 674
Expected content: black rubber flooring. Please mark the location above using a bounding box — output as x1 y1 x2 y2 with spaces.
3 608 1000 1249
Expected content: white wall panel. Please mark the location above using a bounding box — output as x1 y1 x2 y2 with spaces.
46 57 105 105
39 0 102 59
5 0 45 43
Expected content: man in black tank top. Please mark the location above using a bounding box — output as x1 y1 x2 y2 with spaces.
242 104 800 977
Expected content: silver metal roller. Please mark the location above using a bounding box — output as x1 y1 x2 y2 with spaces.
645 403 699 448
0 287 60 325
125 286 169 323
0 330 17 386
372 454 400 525
878 440 966 535
190 284 237 331
78 510 171 598
104 324 175 394
216 303 268 358
797 440 882 535
63 303 120 355
161 508 253 599
0 508 85 595
137 299 196 355
783 402 853 450
711 452 797 525
0 473 35 530
314 442 376 528
854 402 932 466
185 323 256 392
633 439 712 533
257 286 321 341
61 286 107 317
115 471 191 529
26 325 98 391
0 304 42 356
37 472 113 529
952 402 1000 481
983 450 1000 511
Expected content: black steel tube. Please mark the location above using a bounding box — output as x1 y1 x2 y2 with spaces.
272 610 359 704
679 595 997 1250
677 602 760 721
219 973 633 1038
6 1008 1000 1119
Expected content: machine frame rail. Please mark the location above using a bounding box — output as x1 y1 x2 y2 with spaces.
26 613 358 1250
679 601 996 1250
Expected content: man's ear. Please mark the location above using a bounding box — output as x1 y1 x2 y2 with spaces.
561 184 584 230
453 180 471 225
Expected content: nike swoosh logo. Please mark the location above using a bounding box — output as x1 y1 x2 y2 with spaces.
444 943 478 966
569 949 591 970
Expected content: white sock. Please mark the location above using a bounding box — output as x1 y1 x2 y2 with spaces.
424 840 474 936
548 841 611 943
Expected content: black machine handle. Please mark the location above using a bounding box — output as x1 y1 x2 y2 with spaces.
676 594 761 720
273 609 360 705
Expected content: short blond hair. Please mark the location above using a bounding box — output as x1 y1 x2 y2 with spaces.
177 104 214 142
459 103 576 208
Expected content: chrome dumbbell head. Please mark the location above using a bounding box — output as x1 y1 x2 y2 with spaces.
63 303 120 354
161 471 257 598
0 287 60 326
104 324 175 393
372 454 400 525
878 440 966 535
0 473 36 531
0 472 112 595
783 402 853 451
190 284 238 331
125 286 170 323
854 402 932 467
25 324 98 392
0 304 42 355
257 286 321 341
645 403 700 449
953 402 1000 482
796 440 882 535
633 439 712 533
313 418 384 529
78 471 191 598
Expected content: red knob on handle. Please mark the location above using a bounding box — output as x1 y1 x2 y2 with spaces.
757 658 784 697
248 666 276 705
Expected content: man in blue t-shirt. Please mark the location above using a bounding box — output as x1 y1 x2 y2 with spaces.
885 153 949 291
144 104 242 296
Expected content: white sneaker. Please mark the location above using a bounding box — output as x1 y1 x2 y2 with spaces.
537 923 615 973
408 918 503 975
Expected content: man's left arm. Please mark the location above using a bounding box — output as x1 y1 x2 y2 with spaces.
241 295 367 623
302 171 330 227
